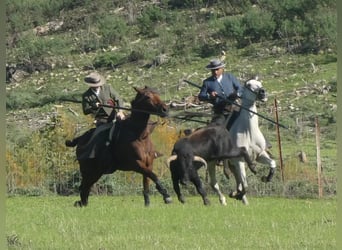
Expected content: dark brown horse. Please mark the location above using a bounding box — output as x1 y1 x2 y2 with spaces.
66 86 172 207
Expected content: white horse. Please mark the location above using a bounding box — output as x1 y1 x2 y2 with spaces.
227 79 276 205
170 79 275 206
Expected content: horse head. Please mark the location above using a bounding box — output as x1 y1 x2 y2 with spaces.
132 86 169 117
244 79 267 103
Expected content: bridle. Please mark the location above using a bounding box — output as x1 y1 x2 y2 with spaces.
244 83 267 101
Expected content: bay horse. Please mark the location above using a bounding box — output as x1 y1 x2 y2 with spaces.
66 86 172 207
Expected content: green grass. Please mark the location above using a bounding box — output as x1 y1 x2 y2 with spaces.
6 195 336 249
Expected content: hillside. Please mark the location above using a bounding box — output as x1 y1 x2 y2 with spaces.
6 1 337 197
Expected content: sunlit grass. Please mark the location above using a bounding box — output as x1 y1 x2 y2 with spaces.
6 195 336 249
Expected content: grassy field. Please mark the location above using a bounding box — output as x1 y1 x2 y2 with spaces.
6 195 336 250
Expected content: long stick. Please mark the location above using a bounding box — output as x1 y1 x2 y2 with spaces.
274 98 284 182
315 117 323 198
99 104 171 117
183 79 288 129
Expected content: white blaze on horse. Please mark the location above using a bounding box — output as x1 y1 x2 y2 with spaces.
228 79 276 205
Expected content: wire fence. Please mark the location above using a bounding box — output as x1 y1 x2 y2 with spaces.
6 99 336 200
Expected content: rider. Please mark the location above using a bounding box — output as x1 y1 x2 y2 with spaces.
82 71 125 126
65 72 125 147
198 58 243 130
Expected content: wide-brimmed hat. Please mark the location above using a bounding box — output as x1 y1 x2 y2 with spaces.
205 59 226 70
84 72 106 87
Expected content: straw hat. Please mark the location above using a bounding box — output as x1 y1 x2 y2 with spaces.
84 72 106 87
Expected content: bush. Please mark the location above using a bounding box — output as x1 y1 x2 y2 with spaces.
137 5 167 37
93 53 123 69
12 33 72 69
97 14 129 47
221 7 276 48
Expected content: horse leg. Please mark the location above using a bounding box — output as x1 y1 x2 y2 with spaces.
208 161 227 206
239 147 257 174
256 150 276 182
154 178 172 204
74 163 103 207
142 175 151 207
223 159 231 180
140 169 172 205
66 128 95 147
228 160 249 205
221 147 256 174
190 174 210 206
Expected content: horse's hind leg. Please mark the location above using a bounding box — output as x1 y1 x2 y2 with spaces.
228 160 249 205
223 159 231 180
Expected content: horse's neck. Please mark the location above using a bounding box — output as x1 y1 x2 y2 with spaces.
238 102 259 127
129 112 150 134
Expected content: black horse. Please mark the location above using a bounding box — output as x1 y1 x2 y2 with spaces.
66 86 172 207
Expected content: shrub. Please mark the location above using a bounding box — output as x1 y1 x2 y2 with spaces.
93 53 123 69
13 33 72 69
221 7 276 48
97 14 129 46
137 5 167 37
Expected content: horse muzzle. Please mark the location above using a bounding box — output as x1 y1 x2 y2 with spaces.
159 105 169 117
258 88 267 102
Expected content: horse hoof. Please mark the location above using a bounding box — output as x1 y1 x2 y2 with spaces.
204 199 210 206
249 164 257 174
241 195 249 205
74 201 83 207
219 198 227 206
229 191 245 200
261 176 270 182
229 191 238 199
164 197 172 204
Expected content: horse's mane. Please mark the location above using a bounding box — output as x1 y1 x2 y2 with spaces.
130 86 160 107
243 75 260 85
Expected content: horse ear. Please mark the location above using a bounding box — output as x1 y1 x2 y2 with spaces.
133 86 142 93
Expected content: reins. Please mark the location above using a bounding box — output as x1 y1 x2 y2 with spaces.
99 104 167 117
183 79 288 129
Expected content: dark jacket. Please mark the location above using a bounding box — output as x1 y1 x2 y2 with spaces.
198 73 243 114
82 84 123 120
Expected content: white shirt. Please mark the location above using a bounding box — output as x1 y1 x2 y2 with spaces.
216 74 223 83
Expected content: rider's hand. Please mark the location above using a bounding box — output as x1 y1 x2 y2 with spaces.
92 102 101 108
116 111 125 120
209 91 218 99
228 92 238 101
107 99 115 107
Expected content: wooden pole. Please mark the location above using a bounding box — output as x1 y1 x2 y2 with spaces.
315 117 323 198
274 98 284 182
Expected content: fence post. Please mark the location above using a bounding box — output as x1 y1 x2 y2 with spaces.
274 98 284 182
315 117 323 198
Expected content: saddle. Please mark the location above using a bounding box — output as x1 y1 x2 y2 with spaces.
76 121 120 161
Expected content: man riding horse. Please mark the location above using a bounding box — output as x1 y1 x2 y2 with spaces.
65 72 125 148
198 59 243 130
